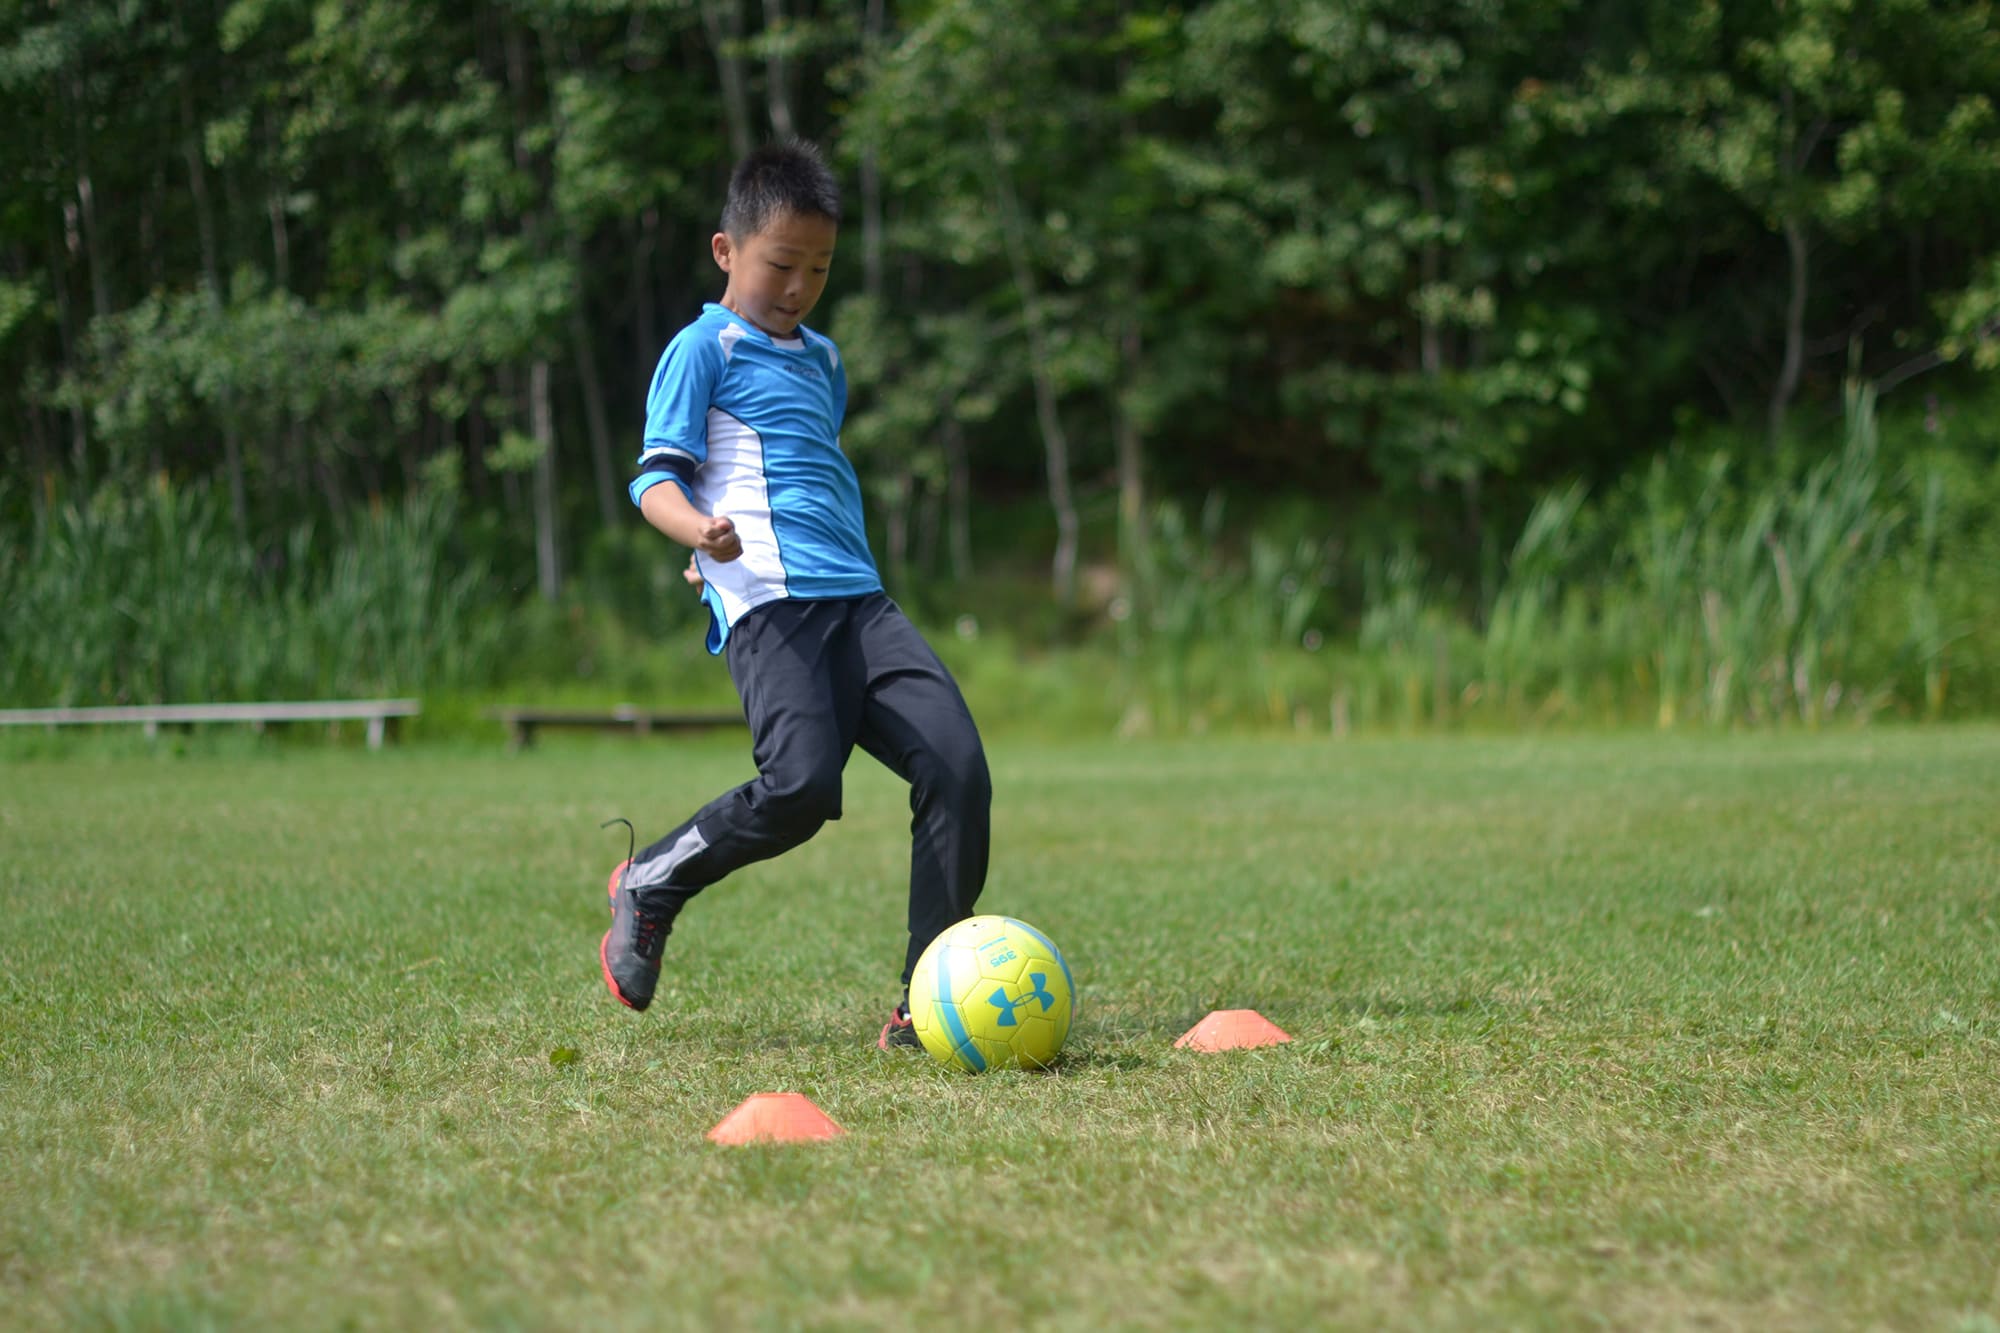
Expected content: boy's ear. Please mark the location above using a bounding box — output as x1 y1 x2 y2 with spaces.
710 232 734 272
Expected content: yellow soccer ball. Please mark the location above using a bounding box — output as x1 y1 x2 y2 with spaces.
908 915 1075 1072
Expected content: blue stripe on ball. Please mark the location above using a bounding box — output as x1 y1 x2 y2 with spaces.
935 945 986 1072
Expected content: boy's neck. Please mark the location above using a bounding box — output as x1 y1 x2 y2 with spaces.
718 301 804 343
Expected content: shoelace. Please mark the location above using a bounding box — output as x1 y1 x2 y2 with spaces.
630 891 668 959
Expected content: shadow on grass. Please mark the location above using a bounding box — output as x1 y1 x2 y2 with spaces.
704 988 1522 1067
1039 1042 1165 1073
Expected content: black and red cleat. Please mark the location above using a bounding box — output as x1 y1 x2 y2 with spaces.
877 1002 924 1052
599 858 670 1012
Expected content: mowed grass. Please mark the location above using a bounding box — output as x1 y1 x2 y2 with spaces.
2 729 1997 1331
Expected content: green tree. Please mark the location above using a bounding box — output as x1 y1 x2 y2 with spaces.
1167 0 1612 582
1548 0 2000 444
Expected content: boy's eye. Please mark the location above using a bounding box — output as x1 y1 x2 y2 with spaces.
812 267 829 275
770 262 793 272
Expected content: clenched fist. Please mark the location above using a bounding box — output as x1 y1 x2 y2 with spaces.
696 515 741 562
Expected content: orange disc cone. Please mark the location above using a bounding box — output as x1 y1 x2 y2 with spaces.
1174 1009 1293 1052
706 1092 846 1145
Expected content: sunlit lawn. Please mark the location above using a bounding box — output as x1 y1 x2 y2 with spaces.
2 728 1997 1330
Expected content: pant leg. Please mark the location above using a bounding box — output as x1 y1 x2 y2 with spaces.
624 599 860 911
848 595 992 987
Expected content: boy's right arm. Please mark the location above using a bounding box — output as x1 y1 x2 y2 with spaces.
639 483 743 563
634 327 738 573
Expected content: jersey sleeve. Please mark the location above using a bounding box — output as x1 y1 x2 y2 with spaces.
631 325 724 507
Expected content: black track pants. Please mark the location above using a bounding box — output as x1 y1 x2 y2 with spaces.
624 593 990 986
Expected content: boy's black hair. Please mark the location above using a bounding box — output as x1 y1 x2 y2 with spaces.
720 139 842 237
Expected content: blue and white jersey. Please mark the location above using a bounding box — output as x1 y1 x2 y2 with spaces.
631 304 882 653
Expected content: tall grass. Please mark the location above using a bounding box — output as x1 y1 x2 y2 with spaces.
1480 480 1588 711
292 493 505 696
5 384 1994 734
1613 380 1946 726
1763 381 1898 722
1898 469 1959 719
1633 454 1725 727
1356 545 1453 728
1122 495 1336 733
1 480 249 704
0 476 502 706
1114 380 1997 733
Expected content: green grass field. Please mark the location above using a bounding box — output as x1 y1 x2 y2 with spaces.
3 730 1997 1330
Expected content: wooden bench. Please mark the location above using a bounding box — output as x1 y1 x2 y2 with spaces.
0 699 420 749
487 704 745 749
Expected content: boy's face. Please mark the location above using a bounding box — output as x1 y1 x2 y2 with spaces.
713 210 837 338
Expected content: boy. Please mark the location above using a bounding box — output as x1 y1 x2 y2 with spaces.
601 140 990 1051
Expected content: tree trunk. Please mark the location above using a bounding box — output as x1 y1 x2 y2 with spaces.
1416 167 1443 376
502 17 564 596
250 103 291 292
1767 216 1808 448
69 78 110 321
859 0 886 299
285 416 308 506
531 358 561 600
182 88 248 541
634 207 661 396
885 468 912 590
916 476 941 574
1115 312 1149 597
1766 104 1826 450
701 0 755 160
570 266 622 528
466 389 490 503
988 121 1078 608
25 390 50 495
48 232 89 474
1111 20 1149 606
943 411 972 583
177 122 218 295
760 0 795 139
498 362 522 516
268 191 291 292
139 168 161 291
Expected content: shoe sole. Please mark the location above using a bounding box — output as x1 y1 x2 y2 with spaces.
601 930 647 1011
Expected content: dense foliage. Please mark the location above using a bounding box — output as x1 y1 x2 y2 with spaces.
2 0 1997 724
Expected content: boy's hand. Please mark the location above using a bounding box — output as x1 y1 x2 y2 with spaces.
696 515 742 562
683 556 705 593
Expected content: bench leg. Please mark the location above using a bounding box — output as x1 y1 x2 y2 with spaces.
367 717 385 750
